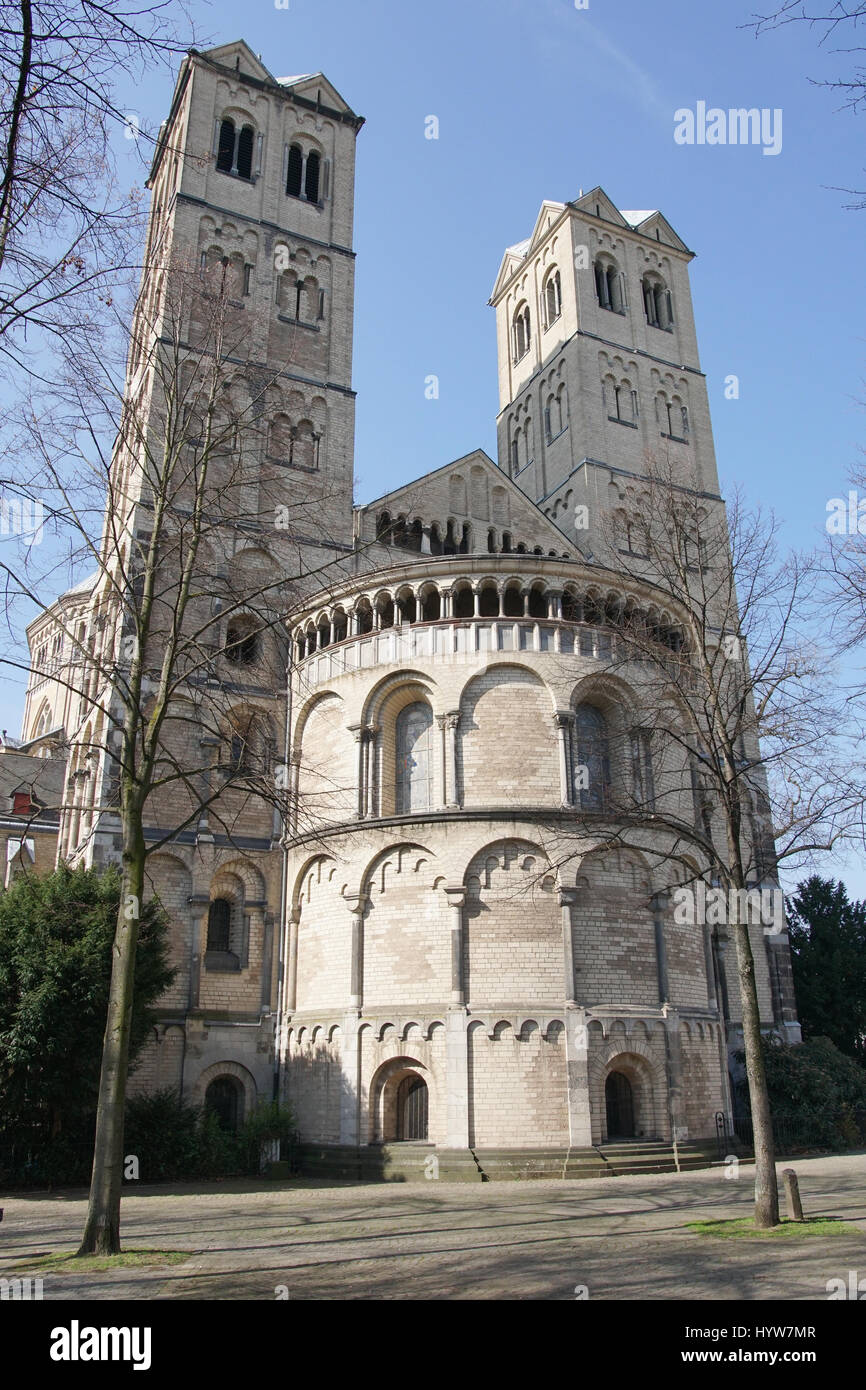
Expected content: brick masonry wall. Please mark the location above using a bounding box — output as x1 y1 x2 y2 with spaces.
468 1021 568 1148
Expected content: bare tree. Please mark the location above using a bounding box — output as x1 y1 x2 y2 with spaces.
0 255 357 1252
748 1 866 205
554 458 863 1226
0 0 197 374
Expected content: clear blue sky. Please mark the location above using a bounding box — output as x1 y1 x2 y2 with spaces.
6 0 866 891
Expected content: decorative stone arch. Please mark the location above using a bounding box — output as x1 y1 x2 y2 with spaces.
358 841 433 900
368 1056 433 1144
361 668 438 729
293 852 340 911
194 1060 257 1130
293 688 344 750
589 1044 667 1143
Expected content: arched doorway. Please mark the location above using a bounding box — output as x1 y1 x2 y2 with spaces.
205 1075 244 1132
605 1071 635 1139
395 1074 428 1141
370 1060 432 1144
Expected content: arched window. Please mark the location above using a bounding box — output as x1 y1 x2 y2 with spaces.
574 704 611 810
395 702 434 813
512 303 531 361
305 150 321 202
216 119 255 180
595 259 625 314
205 1076 243 1132
543 268 562 328
216 119 235 172
643 275 673 331
236 125 254 180
206 898 232 952
225 620 260 666
286 143 303 196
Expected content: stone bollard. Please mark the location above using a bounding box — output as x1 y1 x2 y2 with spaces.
781 1167 804 1222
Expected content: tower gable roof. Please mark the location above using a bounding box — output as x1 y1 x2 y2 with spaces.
356 449 580 556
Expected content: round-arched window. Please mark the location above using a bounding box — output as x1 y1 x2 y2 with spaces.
395 702 434 813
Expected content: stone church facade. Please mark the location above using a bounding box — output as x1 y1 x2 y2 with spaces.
20 40 799 1177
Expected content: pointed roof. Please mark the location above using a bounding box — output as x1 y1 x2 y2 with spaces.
490 200 568 302
197 42 362 123
276 71 359 118
491 186 693 300
357 449 579 556
200 40 276 85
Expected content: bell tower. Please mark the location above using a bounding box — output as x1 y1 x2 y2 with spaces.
490 188 722 553
138 39 364 557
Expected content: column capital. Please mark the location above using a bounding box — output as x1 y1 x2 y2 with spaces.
443 883 466 907
344 891 368 915
558 886 580 907
552 708 573 730
445 709 460 730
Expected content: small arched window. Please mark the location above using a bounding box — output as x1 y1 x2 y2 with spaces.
574 704 611 811
206 898 232 952
544 269 562 328
286 143 303 197
595 259 625 314
305 150 321 203
216 119 235 172
512 304 531 362
225 621 260 666
216 119 255 181
643 275 673 331
395 702 434 813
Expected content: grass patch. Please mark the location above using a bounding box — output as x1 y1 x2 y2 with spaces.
6 1249 193 1275
687 1217 850 1240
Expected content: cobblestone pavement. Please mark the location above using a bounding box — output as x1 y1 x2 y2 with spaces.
2 1153 864 1300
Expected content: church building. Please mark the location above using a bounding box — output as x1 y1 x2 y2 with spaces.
20 40 799 1180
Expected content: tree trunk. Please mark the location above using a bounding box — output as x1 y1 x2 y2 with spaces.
731 917 779 1228
77 820 145 1255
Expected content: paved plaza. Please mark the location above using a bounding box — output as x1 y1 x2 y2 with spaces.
2 1153 864 1301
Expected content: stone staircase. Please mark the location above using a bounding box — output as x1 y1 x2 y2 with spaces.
296 1139 721 1183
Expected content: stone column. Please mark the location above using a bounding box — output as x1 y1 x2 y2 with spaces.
553 711 572 806
444 885 466 1005
440 587 452 619
559 886 578 1005
702 923 717 1010
522 588 531 617
339 1014 362 1146
286 905 300 1013
367 726 381 816
663 1007 688 1142
345 892 367 1010
444 885 469 1147
188 905 206 1010
472 585 481 618
445 711 460 808
350 725 366 817
652 890 670 1005
564 1007 593 1147
435 714 448 809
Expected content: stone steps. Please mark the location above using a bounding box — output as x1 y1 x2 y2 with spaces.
295 1140 720 1183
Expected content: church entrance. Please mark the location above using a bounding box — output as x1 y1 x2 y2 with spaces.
605 1071 635 1139
395 1074 428 1141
